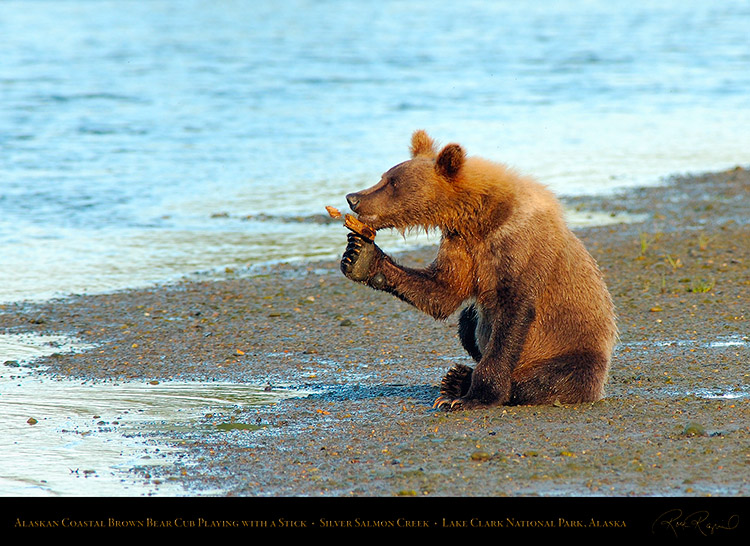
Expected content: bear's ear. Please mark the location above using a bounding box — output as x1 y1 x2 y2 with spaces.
410 129 437 158
435 143 465 179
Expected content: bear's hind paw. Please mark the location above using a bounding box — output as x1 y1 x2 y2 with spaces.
439 363 473 399
433 395 497 411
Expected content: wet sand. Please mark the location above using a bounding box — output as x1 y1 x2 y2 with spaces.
1 167 749 501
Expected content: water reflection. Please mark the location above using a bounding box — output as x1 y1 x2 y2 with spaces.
0 333 308 496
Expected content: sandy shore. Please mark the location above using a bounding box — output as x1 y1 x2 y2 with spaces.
2 166 749 502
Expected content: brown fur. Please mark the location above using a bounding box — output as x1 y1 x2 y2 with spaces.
341 130 617 410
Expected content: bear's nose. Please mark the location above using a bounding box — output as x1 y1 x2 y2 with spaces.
346 193 360 211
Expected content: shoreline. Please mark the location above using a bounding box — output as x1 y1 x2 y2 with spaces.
1 165 749 497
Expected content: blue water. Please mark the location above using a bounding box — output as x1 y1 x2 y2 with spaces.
1 0 749 303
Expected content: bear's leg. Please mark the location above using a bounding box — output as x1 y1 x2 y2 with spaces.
457 304 482 362
432 305 481 408
341 233 471 320
436 297 535 410
509 351 610 405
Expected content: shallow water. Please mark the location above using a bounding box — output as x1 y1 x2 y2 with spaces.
618 335 750 400
0 333 310 496
1 0 749 303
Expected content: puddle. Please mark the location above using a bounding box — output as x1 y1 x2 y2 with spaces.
621 334 749 350
618 335 749 400
1 333 90 365
689 388 749 400
653 386 750 401
0 333 310 496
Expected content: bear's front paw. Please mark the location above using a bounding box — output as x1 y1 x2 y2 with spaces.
341 232 381 282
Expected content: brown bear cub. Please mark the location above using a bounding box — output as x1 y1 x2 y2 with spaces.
341 130 617 410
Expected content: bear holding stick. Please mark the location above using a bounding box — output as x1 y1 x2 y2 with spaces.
333 131 617 411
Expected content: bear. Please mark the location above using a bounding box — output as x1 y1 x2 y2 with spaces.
340 130 617 410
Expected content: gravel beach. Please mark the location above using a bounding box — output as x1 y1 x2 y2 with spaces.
2 167 749 505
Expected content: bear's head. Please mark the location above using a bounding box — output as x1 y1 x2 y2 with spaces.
345 130 466 233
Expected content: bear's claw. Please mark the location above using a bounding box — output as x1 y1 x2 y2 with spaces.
432 396 464 411
341 232 379 282
439 363 473 398
433 363 474 411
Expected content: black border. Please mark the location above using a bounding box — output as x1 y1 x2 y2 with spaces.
3 496 747 538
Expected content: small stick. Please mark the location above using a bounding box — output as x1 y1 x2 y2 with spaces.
325 205 342 219
326 206 376 240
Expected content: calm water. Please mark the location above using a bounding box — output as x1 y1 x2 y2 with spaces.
1 0 749 303
0 332 312 495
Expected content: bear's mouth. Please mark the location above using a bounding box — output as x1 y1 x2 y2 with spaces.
355 213 382 230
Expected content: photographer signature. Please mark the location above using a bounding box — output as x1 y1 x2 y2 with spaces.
652 509 739 537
